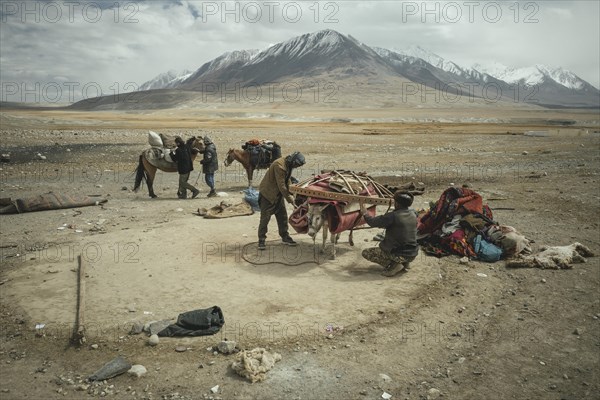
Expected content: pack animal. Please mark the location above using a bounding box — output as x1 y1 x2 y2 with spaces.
133 136 204 198
307 203 342 260
224 142 280 188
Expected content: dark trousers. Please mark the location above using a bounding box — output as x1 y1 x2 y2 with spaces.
178 172 198 197
258 195 289 241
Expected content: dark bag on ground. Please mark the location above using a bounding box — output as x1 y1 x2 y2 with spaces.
158 306 224 337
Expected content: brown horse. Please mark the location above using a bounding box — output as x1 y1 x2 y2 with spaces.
133 136 204 198
224 148 269 188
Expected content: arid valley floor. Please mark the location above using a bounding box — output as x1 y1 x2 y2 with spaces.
0 106 599 400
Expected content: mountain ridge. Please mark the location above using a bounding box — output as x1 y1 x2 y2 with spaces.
97 29 600 110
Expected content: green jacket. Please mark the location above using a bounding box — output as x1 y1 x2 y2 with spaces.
258 157 292 203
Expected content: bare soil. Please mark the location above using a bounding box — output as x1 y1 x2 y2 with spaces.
0 108 599 400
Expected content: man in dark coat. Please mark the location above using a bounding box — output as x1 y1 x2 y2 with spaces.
360 191 419 277
170 136 200 199
257 151 305 250
199 136 219 197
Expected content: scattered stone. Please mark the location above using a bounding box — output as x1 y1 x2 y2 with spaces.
382 392 392 400
459 256 469 264
127 365 147 378
121 186 128 191
175 346 187 353
148 320 172 335
148 334 159 346
210 385 219 394
129 323 144 335
563 374 569 380
573 328 583 335
541 278 546 283
217 340 237 354
539 361 546 366
89 356 132 381
522 151 529 155
427 388 441 400
378 373 392 382
90 344 99 350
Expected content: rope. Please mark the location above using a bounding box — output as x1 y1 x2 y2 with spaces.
240 240 320 266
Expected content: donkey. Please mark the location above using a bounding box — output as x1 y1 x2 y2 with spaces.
307 203 341 260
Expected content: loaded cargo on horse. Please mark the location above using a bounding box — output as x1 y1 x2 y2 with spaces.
224 139 282 188
133 131 204 198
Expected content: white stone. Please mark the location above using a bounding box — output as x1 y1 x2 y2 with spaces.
128 365 147 378
148 334 159 346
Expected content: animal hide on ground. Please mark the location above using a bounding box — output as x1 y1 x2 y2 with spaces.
230 348 282 383
506 242 594 269
0 193 107 214
196 200 254 219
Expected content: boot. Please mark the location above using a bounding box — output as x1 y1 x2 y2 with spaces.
207 189 217 198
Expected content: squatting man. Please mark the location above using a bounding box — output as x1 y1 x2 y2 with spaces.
360 191 419 277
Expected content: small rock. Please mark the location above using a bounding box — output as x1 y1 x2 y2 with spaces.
175 346 187 353
563 374 569 380
217 340 237 354
522 151 528 155
327 334 334 339
573 328 583 335
382 392 392 400
210 385 219 394
95 184 103 188
148 334 159 346
459 256 469 264
129 323 144 335
90 344 99 350
378 373 391 382
121 186 128 191
539 361 546 366
127 365 147 378
427 388 441 400
541 278 546 283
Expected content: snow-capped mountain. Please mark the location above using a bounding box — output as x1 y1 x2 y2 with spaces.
180 29 391 90
473 62 594 91
75 29 598 110
139 69 193 91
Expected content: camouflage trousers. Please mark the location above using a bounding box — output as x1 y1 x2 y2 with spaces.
362 247 412 268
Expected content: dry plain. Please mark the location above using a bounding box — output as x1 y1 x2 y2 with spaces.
0 106 599 400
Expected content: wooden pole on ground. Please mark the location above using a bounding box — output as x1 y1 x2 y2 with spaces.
72 255 86 345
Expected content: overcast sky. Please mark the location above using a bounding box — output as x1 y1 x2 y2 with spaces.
1 0 598 103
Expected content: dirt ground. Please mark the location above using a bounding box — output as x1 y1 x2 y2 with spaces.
0 107 599 400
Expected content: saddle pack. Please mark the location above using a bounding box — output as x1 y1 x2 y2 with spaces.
242 140 281 169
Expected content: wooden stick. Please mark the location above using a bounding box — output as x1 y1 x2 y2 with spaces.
72 255 86 345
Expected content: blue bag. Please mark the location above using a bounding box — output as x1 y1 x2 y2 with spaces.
472 234 503 262
243 188 260 211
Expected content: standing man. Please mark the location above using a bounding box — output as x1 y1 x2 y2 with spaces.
200 136 218 197
360 191 418 277
257 151 306 250
171 136 200 199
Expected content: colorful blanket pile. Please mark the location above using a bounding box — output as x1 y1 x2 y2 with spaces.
418 187 531 261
